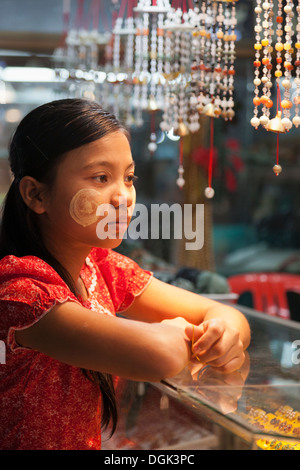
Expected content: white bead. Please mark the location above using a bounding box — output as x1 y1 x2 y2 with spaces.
253 78 261 86
204 187 215 199
176 177 185 188
148 142 157 152
282 79 292 89
262 2 270 10
293 115 300 127
260 115 269 126
251 117 260 128
281 117 293 130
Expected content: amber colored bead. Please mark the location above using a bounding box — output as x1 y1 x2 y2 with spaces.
254 43 262 50
215 67 222 73
143 28 149 35
275 70 282 77
254 60 261 67
228 69 235 75
276 16 283 23
276 57 282 64
157 28 164 36
275 43 284 51
294 96 300 105
266 64 273 70
296 42 300 49
265 98 273 108
260 95 269 104
261 39 269 46
262 57 269 65
295 60 300 67
281 99 293 109
284 42 291 50
253 97 261 106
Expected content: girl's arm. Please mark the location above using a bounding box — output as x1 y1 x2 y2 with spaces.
124 277 251 373
15 301 193 382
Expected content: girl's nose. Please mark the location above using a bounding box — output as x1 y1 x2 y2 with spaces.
110 184 134 209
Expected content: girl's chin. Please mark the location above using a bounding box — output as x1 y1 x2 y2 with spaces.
94 236 126 250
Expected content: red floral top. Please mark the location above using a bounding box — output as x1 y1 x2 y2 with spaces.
0 248 152 450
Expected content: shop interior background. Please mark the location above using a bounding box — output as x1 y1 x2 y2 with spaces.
0 0 300 282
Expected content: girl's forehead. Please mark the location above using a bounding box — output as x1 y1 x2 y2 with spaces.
59 134 132 171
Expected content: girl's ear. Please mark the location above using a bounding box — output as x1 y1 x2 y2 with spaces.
19 176 48 214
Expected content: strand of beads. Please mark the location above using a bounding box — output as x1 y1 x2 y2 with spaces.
222 1 231 122
274 0 283 110
197 0 208 114
226 0 237 121
261 1 273 124
251 0 263 129
215 2 224 117
281 0 294 131
141 12 150 112
133 17 144 126
293 4 300 128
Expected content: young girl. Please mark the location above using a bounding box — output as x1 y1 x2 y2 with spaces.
0 99 250 450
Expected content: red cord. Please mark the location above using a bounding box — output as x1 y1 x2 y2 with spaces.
208 117 214 188
179 138 183 166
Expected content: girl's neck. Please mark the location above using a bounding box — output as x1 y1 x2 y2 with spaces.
43 234 91 284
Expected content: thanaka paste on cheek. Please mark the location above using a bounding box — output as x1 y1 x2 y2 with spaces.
69 189 103 227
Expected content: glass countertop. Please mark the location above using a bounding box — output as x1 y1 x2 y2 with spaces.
161 307 300 449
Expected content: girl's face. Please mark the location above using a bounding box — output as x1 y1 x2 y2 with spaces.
41 131 136 250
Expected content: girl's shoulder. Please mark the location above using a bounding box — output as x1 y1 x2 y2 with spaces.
0 254 65 286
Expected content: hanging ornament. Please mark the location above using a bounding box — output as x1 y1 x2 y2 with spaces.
111 0 137 124
251 0 300 175
133 0 171 125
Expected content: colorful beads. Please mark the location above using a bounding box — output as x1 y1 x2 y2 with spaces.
281 99 293 109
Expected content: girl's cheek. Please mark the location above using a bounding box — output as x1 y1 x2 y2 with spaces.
69 189 103 227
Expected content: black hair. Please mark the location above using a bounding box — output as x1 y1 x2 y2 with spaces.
0 98 129 435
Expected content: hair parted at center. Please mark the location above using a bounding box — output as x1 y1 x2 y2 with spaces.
0 98 130 435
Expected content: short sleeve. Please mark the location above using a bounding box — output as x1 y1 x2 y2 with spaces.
89 248 153 312
0 255 80 352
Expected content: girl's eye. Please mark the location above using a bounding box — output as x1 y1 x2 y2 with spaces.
96 175 108 183
126 175 138 184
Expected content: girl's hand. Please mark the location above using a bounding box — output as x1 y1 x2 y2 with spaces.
185 318 245 374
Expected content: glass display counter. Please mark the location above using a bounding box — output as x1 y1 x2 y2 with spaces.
103 307 300 450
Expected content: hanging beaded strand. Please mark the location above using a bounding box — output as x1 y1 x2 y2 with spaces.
261 1 273 125
251 0 263 129
265 0 287 175
293 2 300 128
227 0 237 121
281 0 294 131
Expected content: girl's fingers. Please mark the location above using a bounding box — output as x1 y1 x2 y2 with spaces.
192 319 225 355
